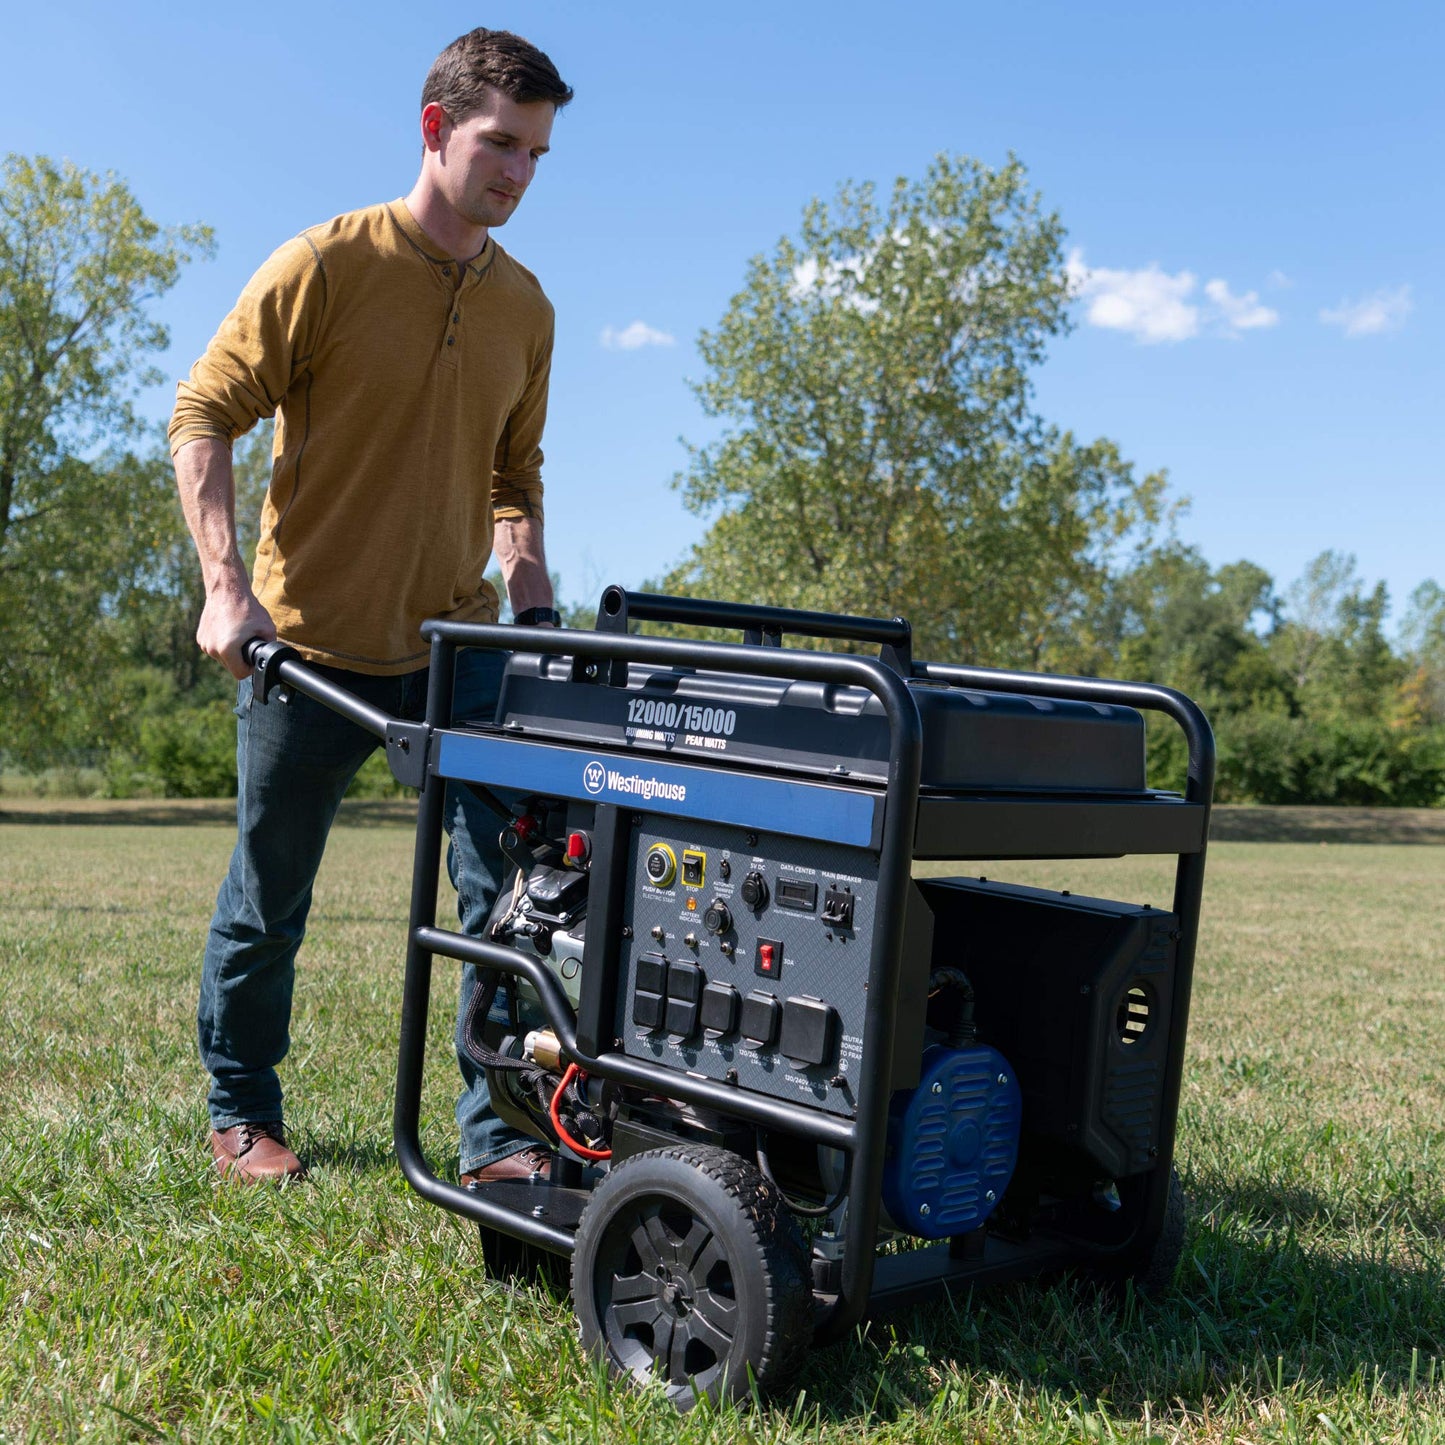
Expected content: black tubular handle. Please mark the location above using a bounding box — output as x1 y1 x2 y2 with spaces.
595 586 914 673
242 637 392 740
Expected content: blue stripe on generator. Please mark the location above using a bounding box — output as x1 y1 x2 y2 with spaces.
434 732 879 847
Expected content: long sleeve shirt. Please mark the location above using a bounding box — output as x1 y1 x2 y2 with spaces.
170 200 554 673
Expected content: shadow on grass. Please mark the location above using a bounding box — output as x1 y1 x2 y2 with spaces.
1209 804 1445 845
1198 1170 1445 1245
789 1205 1445 1425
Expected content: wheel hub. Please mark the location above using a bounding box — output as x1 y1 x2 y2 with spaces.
657 1268 693 1316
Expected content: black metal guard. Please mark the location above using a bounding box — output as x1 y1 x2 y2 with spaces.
243 599 1215 1337
915 660 1214 1265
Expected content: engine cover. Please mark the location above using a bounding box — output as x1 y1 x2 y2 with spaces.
486 865 588 1018
881 1043 1021 1239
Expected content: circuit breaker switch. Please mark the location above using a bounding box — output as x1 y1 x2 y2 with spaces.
822 885 855 929
754 938 783 978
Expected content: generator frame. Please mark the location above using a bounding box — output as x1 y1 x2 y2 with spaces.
246 585 1213 1351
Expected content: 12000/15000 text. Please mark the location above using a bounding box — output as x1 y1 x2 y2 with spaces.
626 698 737 736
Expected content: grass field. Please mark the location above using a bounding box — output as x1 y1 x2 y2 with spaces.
2 804 1443 1442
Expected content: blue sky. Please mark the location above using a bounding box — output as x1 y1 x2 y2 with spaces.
6 0 1440 629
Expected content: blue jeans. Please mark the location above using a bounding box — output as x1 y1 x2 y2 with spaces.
198 647 530 1173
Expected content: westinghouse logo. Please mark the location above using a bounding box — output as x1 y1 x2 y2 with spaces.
581 759 687 803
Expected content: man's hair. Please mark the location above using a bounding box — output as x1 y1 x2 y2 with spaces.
422 28 574 119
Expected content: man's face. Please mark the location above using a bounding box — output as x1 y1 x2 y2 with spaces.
430 87 555 231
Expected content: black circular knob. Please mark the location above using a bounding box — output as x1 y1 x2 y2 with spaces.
740 871 769 911
703 899 733 935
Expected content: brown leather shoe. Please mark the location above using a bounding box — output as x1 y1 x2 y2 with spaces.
461 1146 552 1188
210 1121 304 1183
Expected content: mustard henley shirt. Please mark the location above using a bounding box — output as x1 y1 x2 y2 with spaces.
169 200 554 674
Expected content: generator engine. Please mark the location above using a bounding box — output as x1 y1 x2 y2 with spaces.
489 861 588 1012
452 640 1182 1243
472 798 1035 1244
248 582 1211 1413
466 810 602 1152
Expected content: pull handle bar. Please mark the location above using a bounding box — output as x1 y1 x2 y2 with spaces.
594 586 913 674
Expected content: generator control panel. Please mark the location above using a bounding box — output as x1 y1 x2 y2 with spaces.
617 813 880 1116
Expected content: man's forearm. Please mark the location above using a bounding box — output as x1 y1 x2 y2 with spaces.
494 516 554 619
173 436 275 675
174 438 247 589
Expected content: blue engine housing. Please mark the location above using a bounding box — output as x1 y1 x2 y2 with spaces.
881 1042 1022 1239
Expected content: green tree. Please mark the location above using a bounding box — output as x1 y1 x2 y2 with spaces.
1085 546 1292 796
663 154 1167 666
0 154 212 760
1400 580 1445 724
1270 551 1403 721
89 421 272 796
1103 546 1291 710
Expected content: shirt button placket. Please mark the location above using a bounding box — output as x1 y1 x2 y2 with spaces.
441 267 458 353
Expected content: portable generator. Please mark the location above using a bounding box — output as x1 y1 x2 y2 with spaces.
245 586 1214 1410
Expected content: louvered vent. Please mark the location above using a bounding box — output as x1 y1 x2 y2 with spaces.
1114 981 1154 1046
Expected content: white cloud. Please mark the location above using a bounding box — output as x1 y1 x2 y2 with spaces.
1067 250 1282 342
1066 251 1200 342
600 320 675 351
1203 279 1279 333
1319 285 1413 338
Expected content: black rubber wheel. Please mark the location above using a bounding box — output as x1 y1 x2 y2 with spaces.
1083 1165 1187 1301
478 1223 568 1292
572 1144 812 1410
1129 1165 1187 1298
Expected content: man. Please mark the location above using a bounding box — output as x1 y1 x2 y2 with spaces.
169 28 573 1184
